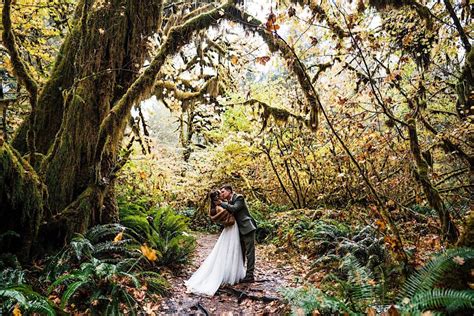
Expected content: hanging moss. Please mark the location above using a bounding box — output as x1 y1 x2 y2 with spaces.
0 142 46 261
226 7 320 131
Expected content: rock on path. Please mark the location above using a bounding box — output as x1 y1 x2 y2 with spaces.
157 232 296 315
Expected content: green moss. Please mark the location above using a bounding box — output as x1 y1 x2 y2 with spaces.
0 142 46 261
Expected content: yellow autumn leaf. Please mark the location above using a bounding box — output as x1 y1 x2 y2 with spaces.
13 304 22 316
113 231 123 243
140 244 158 262
230 55 238 65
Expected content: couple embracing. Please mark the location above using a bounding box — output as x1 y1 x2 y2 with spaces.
185 184 257 296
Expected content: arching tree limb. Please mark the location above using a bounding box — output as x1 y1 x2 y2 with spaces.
94 1 236 179
225 7 319 131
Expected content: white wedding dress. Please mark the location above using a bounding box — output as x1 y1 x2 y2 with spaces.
185 223 246 296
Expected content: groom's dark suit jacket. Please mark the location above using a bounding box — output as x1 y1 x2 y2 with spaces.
220 194 257 235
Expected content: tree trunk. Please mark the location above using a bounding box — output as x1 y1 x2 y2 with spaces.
40 0 163 219
0 142 45 261
11 14 83 155
457 211 474 247
407 119 459 243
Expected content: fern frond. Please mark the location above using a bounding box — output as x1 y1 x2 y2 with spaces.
0 287 28 304
137 271 169 295
70 235 94 260
400 248 474 299
85 224 126 243
406 288 474 313
60 280 88 308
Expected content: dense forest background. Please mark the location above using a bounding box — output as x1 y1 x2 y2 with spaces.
0 0 472 314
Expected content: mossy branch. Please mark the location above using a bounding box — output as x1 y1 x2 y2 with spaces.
238 98 307 132
1 0 38 107
154 79 210 101
94 1 236 179
225 7 320 131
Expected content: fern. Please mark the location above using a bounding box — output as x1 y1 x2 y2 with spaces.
43 223 170 314
120 205 195 267
280 285 355 315
0 285 55 315
137 271 169 295
400 247 474 299
84 223 127 244
403 288 474 314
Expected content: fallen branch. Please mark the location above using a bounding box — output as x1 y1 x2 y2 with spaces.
218 287 281 304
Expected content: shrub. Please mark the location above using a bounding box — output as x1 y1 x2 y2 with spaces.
120 200 195 267
399 247 474 314
45 224 169 314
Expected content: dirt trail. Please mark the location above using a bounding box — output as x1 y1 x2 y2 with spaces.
157 232 297 315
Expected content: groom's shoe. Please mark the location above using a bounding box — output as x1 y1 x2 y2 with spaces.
240 275 255 283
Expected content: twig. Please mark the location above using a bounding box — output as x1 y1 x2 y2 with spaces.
196 302 209 316
218 287 280 304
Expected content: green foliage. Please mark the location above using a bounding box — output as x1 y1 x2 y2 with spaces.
45 224 139 280
280 285 354 315
48 256 160 313
119 199 195 267
322 254 381 312
398 247 474 314
402 288 474 314
44 224 169 314
0 255 55 315
400 247 474 299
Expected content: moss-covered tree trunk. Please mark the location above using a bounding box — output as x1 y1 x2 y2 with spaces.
40 0 164 233
1 0 240 258
11 5 84 155
0 141 46 261
407 119 459 243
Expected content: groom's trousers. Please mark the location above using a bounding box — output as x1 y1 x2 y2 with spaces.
240 231 256 278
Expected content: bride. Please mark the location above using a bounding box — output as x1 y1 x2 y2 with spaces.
184 190 246 296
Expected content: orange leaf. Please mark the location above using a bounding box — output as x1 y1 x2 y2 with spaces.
366 307 376 316
375 219 386 231
266 12 279 32
230 55 239 65
13 304 22 316
386 305 400 316
140 244 158 262
113 231 123 243
256 56 271 65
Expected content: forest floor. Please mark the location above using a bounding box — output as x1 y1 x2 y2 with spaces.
156 232 299 315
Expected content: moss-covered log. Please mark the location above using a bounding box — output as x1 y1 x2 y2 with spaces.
0 141 46 261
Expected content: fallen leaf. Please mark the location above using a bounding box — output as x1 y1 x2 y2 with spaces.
453 256 465 265
13 304 22 316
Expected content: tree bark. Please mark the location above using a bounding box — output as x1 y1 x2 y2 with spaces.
41 0 164 219
407 119 459 243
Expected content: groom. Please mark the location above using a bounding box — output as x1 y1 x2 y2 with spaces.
218 184 257 283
